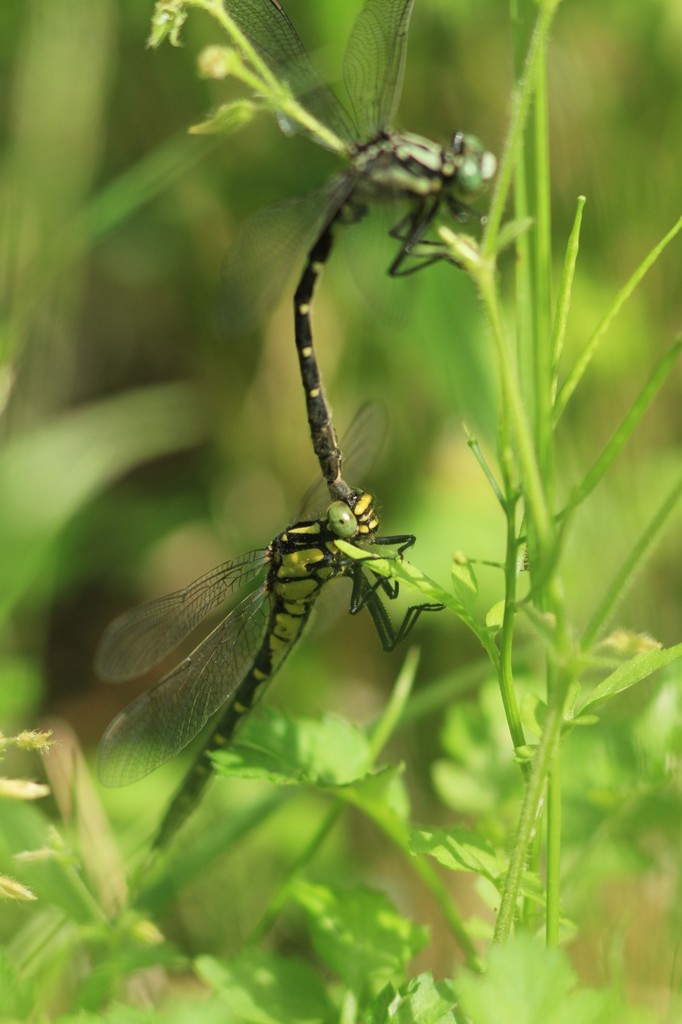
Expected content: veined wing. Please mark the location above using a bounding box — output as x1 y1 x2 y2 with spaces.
225 0 355 145
343 0 415 142
220 175 355 332
97 588 270 786
296 401 388 520
95 549 267 682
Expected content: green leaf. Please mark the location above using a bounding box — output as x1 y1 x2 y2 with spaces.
450 553 478 603
578 641 682 716
431 760 495 816
196 949 334 1024
367 973 461 1024
0 383 206 623
485 600 505 631
0 951 33 1019
495 215 534 253
409 827 502 883
190 99 258 136
290 880 428 993
341 763 411 823
555 214 682 423
520 692 546 737
334 541 498 660
457 934 643 1024
562 341 682 517
74 942 185 1014
211 708 372 786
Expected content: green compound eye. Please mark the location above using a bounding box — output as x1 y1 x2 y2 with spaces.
457 155 484 192
327 501 358 539
454 134 497 194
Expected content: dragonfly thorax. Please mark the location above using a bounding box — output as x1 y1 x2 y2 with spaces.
352 130 453 200
351 130 495 203
267 488 378 583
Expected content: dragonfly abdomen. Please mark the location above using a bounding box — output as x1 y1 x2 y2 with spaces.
151 526 339 849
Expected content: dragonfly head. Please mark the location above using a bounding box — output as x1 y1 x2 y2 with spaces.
327 489 380 541
327 500 358 539
450 132 497 196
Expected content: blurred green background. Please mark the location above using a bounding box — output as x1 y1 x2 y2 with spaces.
2 0 681 1000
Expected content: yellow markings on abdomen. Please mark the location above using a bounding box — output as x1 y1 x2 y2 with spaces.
277 576 320 601
273 610 305 641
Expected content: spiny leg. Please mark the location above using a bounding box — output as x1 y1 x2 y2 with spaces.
348 565 443 652
387 198 448 277
345 536 444 652
387 194 478 277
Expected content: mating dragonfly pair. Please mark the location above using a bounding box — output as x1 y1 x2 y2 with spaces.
97 0 494 849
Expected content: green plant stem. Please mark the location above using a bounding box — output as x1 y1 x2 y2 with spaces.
530 57 553 478
474 1 565 947
477 270 551 553
482 0 560 260
499 493 527 759
545 749 562 945
340 989 358 1024
493 695 562 943
366 809 482 971
189 0 345 153
367 647 421 758
550 196 586 398
248 802 344 945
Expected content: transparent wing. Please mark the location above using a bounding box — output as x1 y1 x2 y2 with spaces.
297 400 388 520
219 175 355 333
342 0 414 141
95 549 267 682
225 0 355 145
97 588 270 786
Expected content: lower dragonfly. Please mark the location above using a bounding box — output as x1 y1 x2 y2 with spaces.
96 413 441 850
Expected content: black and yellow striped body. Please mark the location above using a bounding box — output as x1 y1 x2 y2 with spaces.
293 225 346 498
153 490 380 848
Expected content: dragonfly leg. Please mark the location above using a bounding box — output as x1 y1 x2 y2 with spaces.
386 198 452 277
348 565 443 652
345 535 444 651
387 191 482 276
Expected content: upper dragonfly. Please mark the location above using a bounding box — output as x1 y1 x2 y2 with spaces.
221 0 496 493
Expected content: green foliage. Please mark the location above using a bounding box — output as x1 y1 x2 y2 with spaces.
456 934 652 1024
2 0 682 1021
197 948 335 1023
290 880 429 993
366 974 461 1024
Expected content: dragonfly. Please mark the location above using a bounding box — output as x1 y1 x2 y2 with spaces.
221 0 497 499
96 406 441 850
